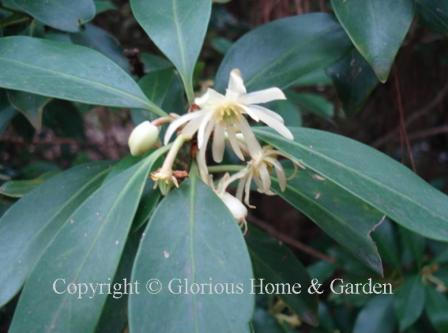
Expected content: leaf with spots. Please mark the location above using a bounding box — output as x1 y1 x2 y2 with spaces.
8 149 167 333
129 171 254 333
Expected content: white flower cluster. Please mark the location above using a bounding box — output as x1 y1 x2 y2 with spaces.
128 69 299 231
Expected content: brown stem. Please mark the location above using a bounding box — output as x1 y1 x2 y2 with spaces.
247 215 336 264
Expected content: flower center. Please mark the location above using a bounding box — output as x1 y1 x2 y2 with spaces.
215 102 243 124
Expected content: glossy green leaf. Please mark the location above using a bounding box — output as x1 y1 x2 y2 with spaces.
71 24 130 72
416 0 448 34
131 0 212 101
252 309 285 333
132 185 161 231
271 99 302 127
129 173 254 333
0 91 16 134
0 162 108 307
394 275 425 331
0 36 165 116
43 100 85 140
132 69 185 123
327 48 379 114
7 90 51 129
2 0 95 32
95 0 117 14
246 227 318 326
371 219 401 268
215 13 351 91
353 295 395 333
141 53 172 74
425 286 448 333
95 231 140 333
8 150 167 333
399 227 426 266
288 92 334 120
255 127 448 243
0 171 57 198
331 0 414 82
274 166 384 274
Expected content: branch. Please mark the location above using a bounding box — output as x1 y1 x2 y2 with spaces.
373 83 448 148
247 215 336 264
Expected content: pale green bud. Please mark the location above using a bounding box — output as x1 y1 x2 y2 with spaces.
128 121 159 156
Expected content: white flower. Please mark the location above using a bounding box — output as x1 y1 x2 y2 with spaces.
164 69 293 166
128 121 159 156
211 172 249 233
236 145 303 207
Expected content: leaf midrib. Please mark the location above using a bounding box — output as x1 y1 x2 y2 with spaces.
0 56 150 109
46 158 154 333
258 130 448 228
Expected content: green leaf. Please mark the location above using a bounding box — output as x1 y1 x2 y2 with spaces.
399 227 426 266
274 166 384 274
0 171 57 198
129 173 254 333
95 230 140 333
327 48 379 114
394 275 425 331
252 309 285 333
7 90 51 129
8 150 167 333
2 0 95 32
0 91 16 134
131 0 212 101
353 295 396 333
246 227 318 326
255 127 448 243
43 100 85 140
331 0 414 82
0 162 108 307
288 92 334 120
94 0 117 14
132 69 185 123
416 0 448 34
425 286 448 333
132 185 161 231
141 53 172 74
71 24 130 72
271 99 302 127
215 13 351 91
371 219 401 268
0 36 165 116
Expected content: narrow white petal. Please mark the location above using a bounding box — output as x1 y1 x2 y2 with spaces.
164 111 204 144
212 125 226 163
256 112 293 140
266 157 287 191
249 105 284 123
196 124 214 182
197 112 215 148
238 117 263 154
258 163 271 193
244 174 255 208
241 104 260 122
239 87 286 105
226 69 247 98
226 128 245 161
236 175 246 201
181 116 203 139
195 88 226 108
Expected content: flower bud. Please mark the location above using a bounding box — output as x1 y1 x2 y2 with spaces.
221 192 248 223
128 121 159 156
